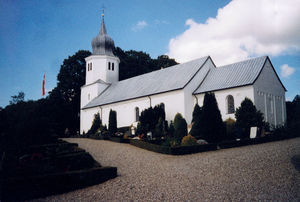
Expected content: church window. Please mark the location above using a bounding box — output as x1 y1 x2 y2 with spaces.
160 103 165 110
135 107 139 122
226 95 235 114
90 63 92 70
87 63 90 71
108 62 111 70
112 63 114 71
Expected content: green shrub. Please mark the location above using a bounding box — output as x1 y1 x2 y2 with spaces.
168 121 175 137
173 113 187 142
181 134 198 146
235 98 264 139
199 92 225 143
224 118 236 140
108 110 117 135
87 113 102 135
190 104 203 139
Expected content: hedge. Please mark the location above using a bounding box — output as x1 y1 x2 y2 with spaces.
130 139 217 155
1 166 117 201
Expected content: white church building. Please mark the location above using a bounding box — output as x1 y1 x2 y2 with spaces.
80 16 287 134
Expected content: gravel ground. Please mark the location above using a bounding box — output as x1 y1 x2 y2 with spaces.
34 137 300 201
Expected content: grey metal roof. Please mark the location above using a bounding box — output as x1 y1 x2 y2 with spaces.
193 56 268 94
83 56 209 109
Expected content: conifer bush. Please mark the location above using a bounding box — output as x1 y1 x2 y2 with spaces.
87 113 102 135
225 118 236 140
173 113 187 142
181 134 198 146
190 103 203 139
235 98 264 139
109 109 117 135
199 92 225 143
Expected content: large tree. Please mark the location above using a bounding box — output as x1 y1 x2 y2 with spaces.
49 50 91 135
114 47 178 81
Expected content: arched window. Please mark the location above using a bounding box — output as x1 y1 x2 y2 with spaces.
160 103 165 110
112 63 114 71
108 62 111 70
226 95 235 114
135 107 139 122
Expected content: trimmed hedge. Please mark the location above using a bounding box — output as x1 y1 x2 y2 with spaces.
110 137 130 143
129 133 300 155
1 166 117 201
130 139 217 155
130 139 171 154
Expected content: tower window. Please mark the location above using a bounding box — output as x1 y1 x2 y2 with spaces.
226 95 235 114
112 63 114 71
90 63 92 70
108 62 111 70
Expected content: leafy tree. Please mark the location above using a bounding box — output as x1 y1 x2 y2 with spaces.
190 103 203 138
286 95 300 133
108 109 117 135
114 47 178 81
173 113 187 142
49 50 91 135
9 91 25 105
200 92 225 143
87 113 102 135
235 98 264 138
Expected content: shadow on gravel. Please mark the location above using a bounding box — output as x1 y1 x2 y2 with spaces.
291 155 300 172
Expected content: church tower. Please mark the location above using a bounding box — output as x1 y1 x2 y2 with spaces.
85 12 120 85
81 12 120 108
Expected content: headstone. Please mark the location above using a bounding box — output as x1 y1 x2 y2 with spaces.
250 127 257 139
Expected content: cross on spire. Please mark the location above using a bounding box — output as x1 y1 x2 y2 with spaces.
101 5 105 19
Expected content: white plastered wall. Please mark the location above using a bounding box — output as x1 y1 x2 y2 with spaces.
80 83 108 108
195 85 254 121
81 90 185 132
85 55 119 84
253 59 286 127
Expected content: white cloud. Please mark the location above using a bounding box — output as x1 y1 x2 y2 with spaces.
280 64 295 78
154 19 169 25
132 20 148 32
167 0 300 66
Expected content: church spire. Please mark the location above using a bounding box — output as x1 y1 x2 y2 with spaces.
91 9 115 56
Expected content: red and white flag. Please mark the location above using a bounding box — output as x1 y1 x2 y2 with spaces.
42 73 45 96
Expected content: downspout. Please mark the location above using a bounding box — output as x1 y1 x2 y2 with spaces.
148 96 152 107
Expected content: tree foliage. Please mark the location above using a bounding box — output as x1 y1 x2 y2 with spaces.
108 109 117 135
173 113 187 142
138 104 166 137
199 92 225 143
114 47 178 81
9 91 25 105
235 98 264 138
190 103 203 138
87 113 102 135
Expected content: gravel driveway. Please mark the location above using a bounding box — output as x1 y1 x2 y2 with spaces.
35 137 300 201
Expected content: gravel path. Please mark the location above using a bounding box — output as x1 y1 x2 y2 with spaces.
34 138 300 201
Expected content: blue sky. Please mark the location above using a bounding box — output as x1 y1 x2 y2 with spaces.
0 0 299 107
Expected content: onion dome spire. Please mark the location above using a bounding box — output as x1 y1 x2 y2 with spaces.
91 10 115 56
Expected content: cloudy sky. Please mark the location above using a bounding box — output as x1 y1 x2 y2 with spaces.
0 0 299 107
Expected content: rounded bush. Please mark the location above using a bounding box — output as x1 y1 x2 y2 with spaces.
181 134 197 146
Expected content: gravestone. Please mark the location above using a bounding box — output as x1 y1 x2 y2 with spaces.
250 127 257 139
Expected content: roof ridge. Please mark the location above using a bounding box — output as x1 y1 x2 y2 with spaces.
117 56 209 83
217 55 267 68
